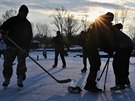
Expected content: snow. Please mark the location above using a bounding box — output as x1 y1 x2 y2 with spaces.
0 50 135 101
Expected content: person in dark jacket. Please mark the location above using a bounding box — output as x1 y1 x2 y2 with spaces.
79 30 88 73
0 5 33 88
110 23 133 90
84 12 133 93
43 47 47 59
83 12 118 93
52 31 66 68
83 12 115 93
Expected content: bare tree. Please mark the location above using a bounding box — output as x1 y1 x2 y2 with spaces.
63 14 80 45
52 7 67 34
129 25 135 43
51 7 82 45
128 15 135 44
114 10 119 24
81 15 89 31
35 23 51 45
0 9 17 25
64 14 80 37
120 8 128 26
114 8 128 26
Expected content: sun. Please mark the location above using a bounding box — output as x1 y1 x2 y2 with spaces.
87 12 100 23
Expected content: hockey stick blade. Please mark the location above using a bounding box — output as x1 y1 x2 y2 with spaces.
57 79 71 83
28 55 72 83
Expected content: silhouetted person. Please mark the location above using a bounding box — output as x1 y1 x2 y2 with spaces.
79 30 88 73
83 12 133 93
52 31 66 68
110 23 133 90
67 12 133 93
43 47 47 59
0 5 33 88
84 12 116 93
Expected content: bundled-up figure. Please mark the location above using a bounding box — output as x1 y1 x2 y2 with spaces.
43 47 47 59
0 5 33 88
68 13 115 93
110 23 133 90
79 30 89 73
52 31 66 68
84 12 133 93
67 12 133 94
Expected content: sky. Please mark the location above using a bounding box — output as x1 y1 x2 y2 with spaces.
0 0 135 35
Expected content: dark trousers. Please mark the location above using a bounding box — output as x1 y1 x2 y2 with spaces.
3 46 27 80
82 50 88 68
113 46 133 86
54 49 66 66
84 49 101 88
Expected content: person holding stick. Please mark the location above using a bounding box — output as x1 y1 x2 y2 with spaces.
110 23 133 90
0 5 33 88
68 12 117 93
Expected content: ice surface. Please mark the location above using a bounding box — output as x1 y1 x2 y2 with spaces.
0 51 135 101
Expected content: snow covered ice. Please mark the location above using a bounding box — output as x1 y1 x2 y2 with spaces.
0 50 135 101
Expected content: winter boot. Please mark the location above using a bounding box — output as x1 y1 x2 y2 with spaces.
125 78 131 88
52 65 57 68
2 78 10 87
84 86 102 93
110 85 125 91
68 86 82 94
17 75 24 88
62 65 66 69
81 67 87 73
125 84 131 88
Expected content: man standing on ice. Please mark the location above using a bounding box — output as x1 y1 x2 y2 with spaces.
52 31 66 68
68 12 133 93
0 5 33 88
79 30 89 73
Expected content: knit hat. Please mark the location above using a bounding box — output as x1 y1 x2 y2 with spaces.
19 5 29 13
113 23 123 29
105 12 114 21
56 31 60 35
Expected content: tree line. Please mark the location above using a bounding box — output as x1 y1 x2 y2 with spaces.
0 7 135 49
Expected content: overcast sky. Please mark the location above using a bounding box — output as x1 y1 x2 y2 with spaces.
0 0 135 35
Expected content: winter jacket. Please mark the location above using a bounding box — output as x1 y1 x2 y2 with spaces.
113 29 133 48
0 15 33 49
52 34 65 51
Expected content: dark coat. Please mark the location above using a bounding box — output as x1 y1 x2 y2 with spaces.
52 34 65 51
0 15 33 49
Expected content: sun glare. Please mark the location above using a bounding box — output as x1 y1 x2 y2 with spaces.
87 7 113 23
87 12 100 23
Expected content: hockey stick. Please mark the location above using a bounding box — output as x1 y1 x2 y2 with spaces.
103 59 109 91
97 57 110 81
6 37 71 83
